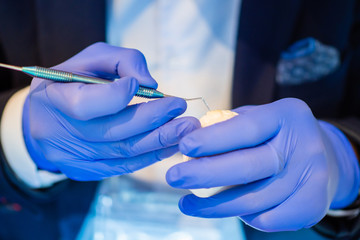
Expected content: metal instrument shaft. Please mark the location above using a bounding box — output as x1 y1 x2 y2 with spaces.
0 63 203 101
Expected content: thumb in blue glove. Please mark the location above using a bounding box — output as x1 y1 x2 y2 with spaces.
166 98 360 232
23 42 200 181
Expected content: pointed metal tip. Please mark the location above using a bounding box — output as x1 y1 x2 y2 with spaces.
184 96 211 111
163 94 211 111
201 97 211 111
0 63 22 71
184 97 202 101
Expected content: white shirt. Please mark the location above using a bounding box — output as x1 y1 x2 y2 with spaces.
107 0 241 116
107 0 241 183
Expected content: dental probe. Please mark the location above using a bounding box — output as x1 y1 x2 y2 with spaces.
0 63 203 101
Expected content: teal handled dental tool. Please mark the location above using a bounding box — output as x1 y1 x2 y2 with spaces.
0 63 206 102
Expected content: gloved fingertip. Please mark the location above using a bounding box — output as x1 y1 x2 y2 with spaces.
166 97 187 117
179 195 198 216
141 76 158 89
175 117 201 139
166 162 201 189
179 135 200 157
150 78 158 89
129 77 140 95
114 76 139 96
133 75 158 89
185 117 202 129
166 165 184 188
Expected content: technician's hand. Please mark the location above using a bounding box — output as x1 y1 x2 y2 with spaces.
166 98 360 232
23 42 199 181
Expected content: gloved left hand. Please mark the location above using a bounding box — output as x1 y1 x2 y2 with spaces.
23 43 200 181
166 98 360 232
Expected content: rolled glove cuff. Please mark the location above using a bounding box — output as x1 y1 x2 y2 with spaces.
319 120 360 209
312 118 360 239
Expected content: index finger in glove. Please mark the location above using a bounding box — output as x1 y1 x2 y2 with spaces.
179 105 279 157
167 143 280 189
55 42 157 88
179 99 308 158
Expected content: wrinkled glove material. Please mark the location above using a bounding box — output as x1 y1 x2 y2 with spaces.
23 42 200 181
167 98 360 232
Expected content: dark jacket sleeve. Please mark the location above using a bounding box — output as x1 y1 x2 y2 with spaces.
0 2 101 237
0 44 98 240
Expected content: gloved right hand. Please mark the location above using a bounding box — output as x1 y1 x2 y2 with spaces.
167 98 360 231
22 42 200 181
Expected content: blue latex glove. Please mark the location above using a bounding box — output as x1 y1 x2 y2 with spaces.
167 98 360 231
23 42 200 181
